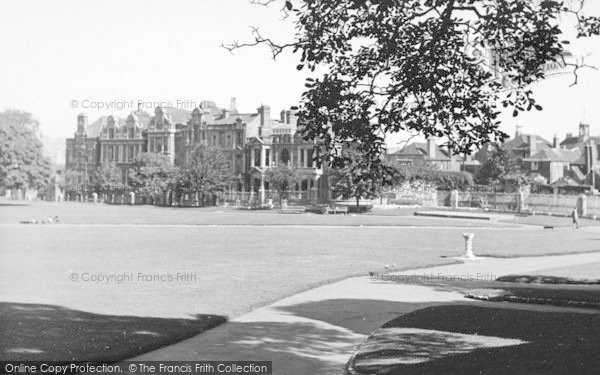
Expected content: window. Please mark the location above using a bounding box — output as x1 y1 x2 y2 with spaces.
531 161 539 171
265 150 270 166
281 149 290 164
300 149 305 166
254 149 261 167
164 137 168 152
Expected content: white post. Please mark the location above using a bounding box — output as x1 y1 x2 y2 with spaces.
462 233 475 259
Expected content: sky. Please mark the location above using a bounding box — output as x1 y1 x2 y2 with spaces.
1 0 599 158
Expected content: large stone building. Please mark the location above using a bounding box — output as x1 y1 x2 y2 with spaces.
65 100 327 203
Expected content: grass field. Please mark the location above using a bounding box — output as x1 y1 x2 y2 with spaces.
2 201 600 361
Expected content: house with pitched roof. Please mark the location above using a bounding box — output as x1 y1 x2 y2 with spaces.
522 147 581 184
384 139 461 171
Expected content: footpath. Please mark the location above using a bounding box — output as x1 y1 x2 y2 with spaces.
133 251 600 374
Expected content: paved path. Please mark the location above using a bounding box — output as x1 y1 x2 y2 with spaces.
132 252 600 374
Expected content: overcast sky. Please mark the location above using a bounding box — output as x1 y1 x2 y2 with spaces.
1 0 599 149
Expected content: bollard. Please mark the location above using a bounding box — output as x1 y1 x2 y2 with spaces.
462 233 476 259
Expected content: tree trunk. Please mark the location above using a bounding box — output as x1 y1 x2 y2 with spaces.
356 197 360 211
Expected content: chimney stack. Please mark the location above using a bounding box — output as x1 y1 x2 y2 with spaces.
259 105 271 127
585 140 597 174
427 138 436 158
579 122 590 142
553 134 558 148
76 113 88 135
528 135 537 156
229 97 237 112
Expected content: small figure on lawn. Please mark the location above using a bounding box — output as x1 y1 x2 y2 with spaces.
572 206 580 229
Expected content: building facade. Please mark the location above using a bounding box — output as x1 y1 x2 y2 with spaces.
65 100 327 203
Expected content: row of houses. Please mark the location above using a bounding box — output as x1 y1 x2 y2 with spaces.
384 122 599 192
65 95 598 203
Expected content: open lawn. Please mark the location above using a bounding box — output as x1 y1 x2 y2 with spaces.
2 201 600 361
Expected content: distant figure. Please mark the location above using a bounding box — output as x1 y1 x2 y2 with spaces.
54 215 59 223
572 207 580 229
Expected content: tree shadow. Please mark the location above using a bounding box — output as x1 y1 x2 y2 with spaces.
275 299 600 374
0 301 226 362
135 318 366 375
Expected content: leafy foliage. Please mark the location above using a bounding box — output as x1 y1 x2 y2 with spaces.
476 144 520 184
330 149 394 207
265 162 300 204
176 145 232 196
94 162 123 192
0 109 52 193
395 165 474 190
128 152 177 195
227 0 600 166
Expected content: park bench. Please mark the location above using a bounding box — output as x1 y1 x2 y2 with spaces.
328 205 348 215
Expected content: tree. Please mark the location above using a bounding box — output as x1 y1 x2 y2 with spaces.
226 0 600 166
265 162 299 206
0 109 52 195
128 153 177 200
94 162 123 193
476 144 519 184
330 149 394 209
177 144 232 205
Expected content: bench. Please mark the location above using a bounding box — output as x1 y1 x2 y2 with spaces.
328 205 348 215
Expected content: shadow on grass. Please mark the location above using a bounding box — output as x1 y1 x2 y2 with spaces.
0 302 226 361
272 299 600 374
355 305 600 374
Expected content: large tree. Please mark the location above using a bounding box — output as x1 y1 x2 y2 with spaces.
331 149 394 208
0 109 52 195
476 144 520 184
226 0 600 166
94 162 123 193
128 152 177 198
264 162 300 205
177 145 232 205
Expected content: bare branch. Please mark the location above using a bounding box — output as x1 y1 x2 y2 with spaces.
222 26 301 59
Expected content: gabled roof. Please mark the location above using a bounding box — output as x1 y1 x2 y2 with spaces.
86 116 126 137
211 113 258 125
524 148 580 163
503 134 551 151
560 136 600 150
392 142 452 161
161 107 192 125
